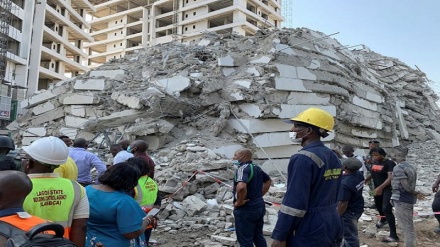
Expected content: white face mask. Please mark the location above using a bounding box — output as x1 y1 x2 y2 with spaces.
289 128 308 144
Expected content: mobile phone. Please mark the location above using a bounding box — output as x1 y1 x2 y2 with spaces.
146 208 161 217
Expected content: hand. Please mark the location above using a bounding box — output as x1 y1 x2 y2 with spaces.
374 187 383 196
433 183 439 193
234 199 249 208
145 215 158 229
271 240 286 247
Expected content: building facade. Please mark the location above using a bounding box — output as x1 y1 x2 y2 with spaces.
86 0 283 68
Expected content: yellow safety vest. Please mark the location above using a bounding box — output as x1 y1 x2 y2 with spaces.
135 176 158 208
23 175 83 238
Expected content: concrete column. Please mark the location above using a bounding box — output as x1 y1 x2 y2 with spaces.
27 0 47 96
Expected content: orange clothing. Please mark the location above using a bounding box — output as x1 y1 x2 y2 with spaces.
0 214 47 232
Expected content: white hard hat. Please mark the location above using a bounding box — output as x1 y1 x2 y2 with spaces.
23 136 68 165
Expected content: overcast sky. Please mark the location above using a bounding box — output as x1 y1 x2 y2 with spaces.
289 0 440 92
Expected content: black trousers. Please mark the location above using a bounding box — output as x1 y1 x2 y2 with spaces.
374 188 397 238
432 191 440 226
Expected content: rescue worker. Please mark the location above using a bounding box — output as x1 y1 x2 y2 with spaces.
22 136 89 247
233 148 272 247
0 135 20 171
271 107 342 247
0 170 47 245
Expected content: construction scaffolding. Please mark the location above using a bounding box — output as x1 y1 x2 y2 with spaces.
281 0 293 28
0 0 12 85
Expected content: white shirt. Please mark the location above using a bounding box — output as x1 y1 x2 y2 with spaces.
113 150 134 165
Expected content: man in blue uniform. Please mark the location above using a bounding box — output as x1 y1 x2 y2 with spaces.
271 107 342 247
337 157 365 247
233 148 272 247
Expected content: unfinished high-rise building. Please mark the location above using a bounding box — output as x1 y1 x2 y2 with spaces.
86 0 284 68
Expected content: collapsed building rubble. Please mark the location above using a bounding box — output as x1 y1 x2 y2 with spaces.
7 28 440 245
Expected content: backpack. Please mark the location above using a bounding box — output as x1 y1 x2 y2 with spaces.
0 222 77 247
0 156 16 171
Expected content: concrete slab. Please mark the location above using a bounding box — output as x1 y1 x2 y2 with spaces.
247 67 260 76
90 69 125 79
365 92 383 103
65 116 89 128
276 64 297 78
60 127 77 139
30 108 65 126
286 92 330 105
63 93 99 105
23 127 46 137
74 79 105 91
223 68 235 76
32 101 56 115
22 137 40 146
260 159 289 175
250 56 271 64
278 104 336 119
297 67 317 80
218 55 235 67
239 104 263 118
156 76 191 96
70 105 86 117
255 145 301 159
353 96 377 111
233 80 251 88
308 60 321 69
25 91 57 108
275 77 309 92
228 119 292 133
275 44 296 55
111 92 143 109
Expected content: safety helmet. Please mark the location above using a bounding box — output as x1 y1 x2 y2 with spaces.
286 107 334 131
22 136 68 165
0 136 15 150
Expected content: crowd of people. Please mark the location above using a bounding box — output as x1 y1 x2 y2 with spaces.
0 107 439 247
0 136 159 247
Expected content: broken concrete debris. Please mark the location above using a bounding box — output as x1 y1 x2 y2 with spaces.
8 28 440 245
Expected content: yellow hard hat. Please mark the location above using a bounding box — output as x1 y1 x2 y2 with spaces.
286 107 334 131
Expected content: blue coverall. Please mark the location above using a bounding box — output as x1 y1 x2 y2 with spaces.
271 141 343 247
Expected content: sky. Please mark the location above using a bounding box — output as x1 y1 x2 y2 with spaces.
289 0 440 93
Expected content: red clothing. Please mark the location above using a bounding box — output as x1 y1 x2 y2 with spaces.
134 152 155 178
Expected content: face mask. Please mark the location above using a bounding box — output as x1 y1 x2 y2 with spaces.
127 146 133 153
232 160 240 166
289 128 308 144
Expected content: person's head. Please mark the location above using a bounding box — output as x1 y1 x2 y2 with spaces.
232 148 252 165
369 147 387 163
0 170 33 209
58 135 72 147
341 145 355 157
342 157 363 173
72 138 88 149
392 145 409 163
127 157 150 176
118 139 130 151
128 140 148 154
22 136 69 174
0 135 15 155
284 107 334 146
110 144 123 157
98 162 141 192
368 139 380 149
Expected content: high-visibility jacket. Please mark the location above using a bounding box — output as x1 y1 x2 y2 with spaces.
0 214 47 232
135 176 158 230
23 174 83 239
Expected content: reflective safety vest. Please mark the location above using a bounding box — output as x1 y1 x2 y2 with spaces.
23 176 83 239
135 176 158 208
0 214 47 232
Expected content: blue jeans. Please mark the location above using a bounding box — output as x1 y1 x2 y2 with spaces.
341 211 362 247
233 206 267 247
